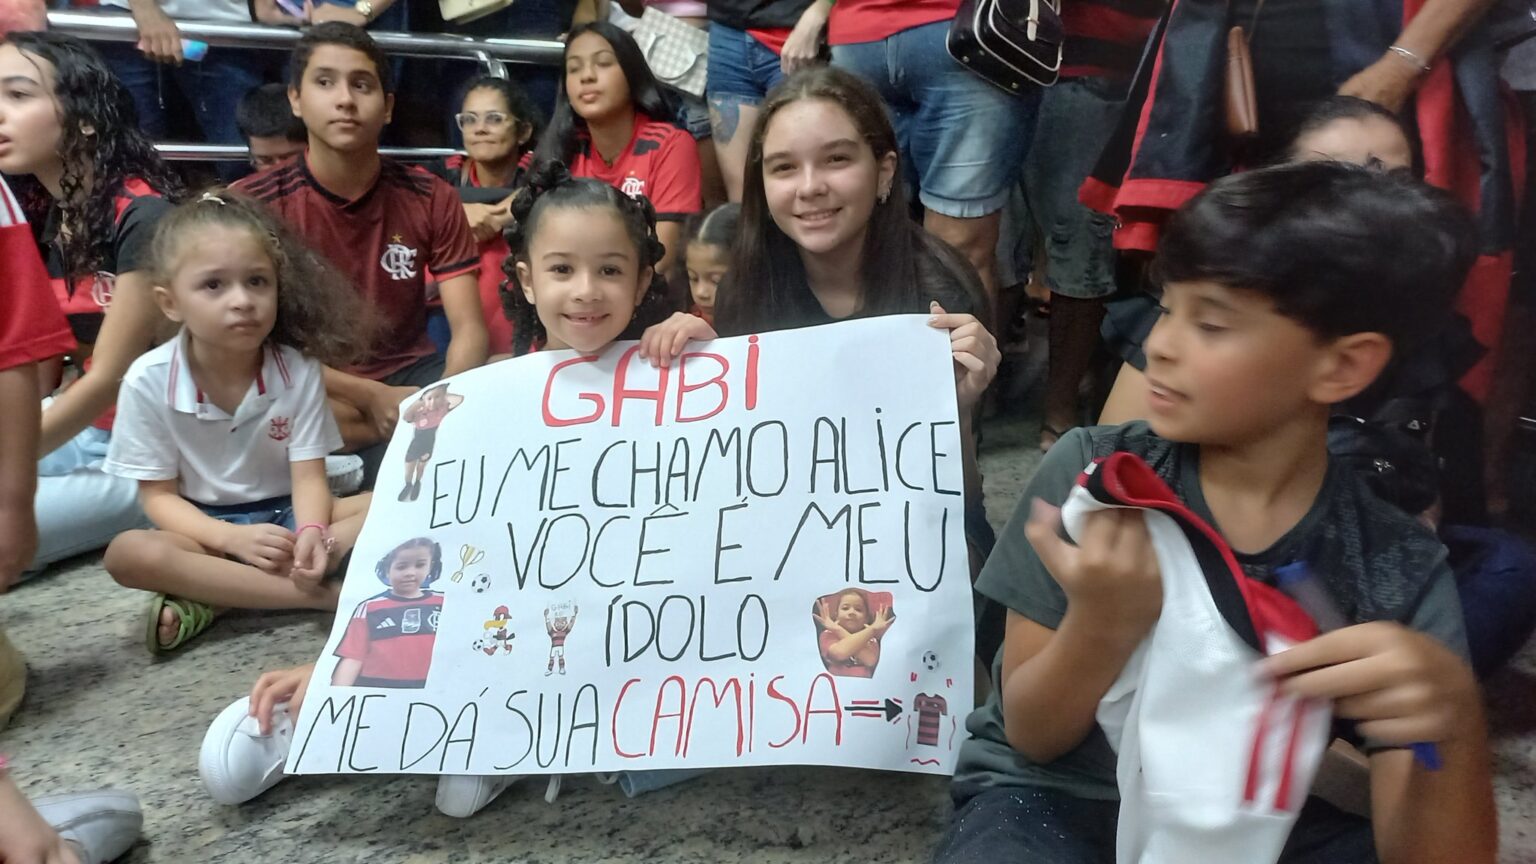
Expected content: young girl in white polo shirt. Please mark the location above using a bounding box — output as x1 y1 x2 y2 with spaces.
103 190 374 654
198 162 687 820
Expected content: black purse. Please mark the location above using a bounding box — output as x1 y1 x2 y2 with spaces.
946 0 1064 94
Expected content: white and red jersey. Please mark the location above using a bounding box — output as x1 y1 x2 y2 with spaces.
1062 452 1331 864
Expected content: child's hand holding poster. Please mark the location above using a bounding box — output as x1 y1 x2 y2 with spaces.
289 316 974 777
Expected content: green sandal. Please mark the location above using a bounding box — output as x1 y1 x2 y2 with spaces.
144 593 218 655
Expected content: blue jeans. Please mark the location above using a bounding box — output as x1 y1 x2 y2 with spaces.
706 24 785 140
30 424 147 573
195 495 296 530
1000 77 1126 298
832 20 1038 218
99 42 266 182
934 785 1378 864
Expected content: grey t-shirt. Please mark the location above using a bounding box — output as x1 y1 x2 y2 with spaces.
953 422 1469 799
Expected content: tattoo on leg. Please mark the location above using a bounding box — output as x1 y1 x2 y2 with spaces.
710 98 742 144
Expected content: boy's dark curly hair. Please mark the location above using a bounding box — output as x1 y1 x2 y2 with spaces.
500 160 672 356
4 32 183 278
149 190 376 368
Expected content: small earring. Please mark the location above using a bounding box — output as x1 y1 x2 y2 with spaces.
878 188 890 204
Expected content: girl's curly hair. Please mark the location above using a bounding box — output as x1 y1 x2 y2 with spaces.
500 160 672 356
150 190 376 367
3 32 184 277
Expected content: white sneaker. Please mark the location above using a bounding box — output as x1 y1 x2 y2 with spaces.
434 774 524 818
32 789 142 863
199 696 294 805
325 454 365 496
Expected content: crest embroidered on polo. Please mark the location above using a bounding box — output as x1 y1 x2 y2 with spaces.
620 174 646 199
380 234 418 280
267 416 291 442
1062 453 1332 864
90 271 117 308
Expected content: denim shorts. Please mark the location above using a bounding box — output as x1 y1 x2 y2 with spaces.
669 86 714 140
196 495 296 531
832 20 1038 218
1002 77 1128 298
706 24 785 106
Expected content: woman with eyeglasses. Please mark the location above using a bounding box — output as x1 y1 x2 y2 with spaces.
427 76 545 357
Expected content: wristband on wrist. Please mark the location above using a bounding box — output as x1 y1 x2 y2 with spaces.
1388 44 1432 73
297 523 335 552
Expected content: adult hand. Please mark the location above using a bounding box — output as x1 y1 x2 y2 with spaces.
364 383 418 440
252 0 311 27
929 301 1001 413
1025 499 1163 644
221 523 296 575
289 527 329 590
1337 55 1423 115
1260 621 1481 746
463 201 513 244
131 3 183 65
249 664 315 735
637 311 717 368
310 2 368 26
0 775 80 864
780 1 829 74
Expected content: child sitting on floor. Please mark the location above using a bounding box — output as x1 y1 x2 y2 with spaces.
103 191 373 654
933 163 1497 864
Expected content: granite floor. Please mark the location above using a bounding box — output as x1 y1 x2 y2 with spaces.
3 330 1534 863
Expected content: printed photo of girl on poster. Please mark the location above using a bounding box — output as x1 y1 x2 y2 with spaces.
811 588 895 677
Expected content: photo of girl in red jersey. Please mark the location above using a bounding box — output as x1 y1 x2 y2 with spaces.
811 588 895 678
332 537 445 689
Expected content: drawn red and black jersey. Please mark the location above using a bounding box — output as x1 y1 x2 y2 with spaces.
1068 453 1330 864
914 693 948 747
549 628 570 648
335 591 444 688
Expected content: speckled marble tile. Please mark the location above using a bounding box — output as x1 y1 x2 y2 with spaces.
3 336 1533 862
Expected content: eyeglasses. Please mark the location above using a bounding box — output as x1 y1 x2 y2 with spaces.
455 111 513 130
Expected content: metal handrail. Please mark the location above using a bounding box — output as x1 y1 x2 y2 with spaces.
45 10 563 75
156 143 457 163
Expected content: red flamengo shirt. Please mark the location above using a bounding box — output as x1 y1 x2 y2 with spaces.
235 155 480 380
336 591 445 687
0 178 74 372
568 112 702 222
827 0 958 46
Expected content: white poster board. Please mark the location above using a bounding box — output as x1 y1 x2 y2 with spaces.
289 316 974 777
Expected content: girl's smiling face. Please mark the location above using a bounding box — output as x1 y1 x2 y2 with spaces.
835 592 869 633
0 44 64 178
516 205 651 354
759 98 896 263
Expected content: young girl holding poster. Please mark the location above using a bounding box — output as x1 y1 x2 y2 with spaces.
101 191 373 653
199 160 688 818
636 66 1005 660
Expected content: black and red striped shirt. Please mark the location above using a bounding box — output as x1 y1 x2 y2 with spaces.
1060 0 1164 81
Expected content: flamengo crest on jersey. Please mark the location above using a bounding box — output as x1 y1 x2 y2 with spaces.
1062 453 1332 864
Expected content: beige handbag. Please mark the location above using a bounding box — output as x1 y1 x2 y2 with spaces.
439 0 514 24
630 6 710 97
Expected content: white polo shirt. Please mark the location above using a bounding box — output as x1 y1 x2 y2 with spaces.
101 0 252 23
104 330 343 507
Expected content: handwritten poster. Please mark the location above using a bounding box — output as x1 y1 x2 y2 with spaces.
289 316 974 777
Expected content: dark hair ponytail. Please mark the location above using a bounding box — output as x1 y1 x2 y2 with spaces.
500 160 672 355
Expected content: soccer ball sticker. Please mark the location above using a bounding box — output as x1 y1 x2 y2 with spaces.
922 650 939 671
471 574 491 593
